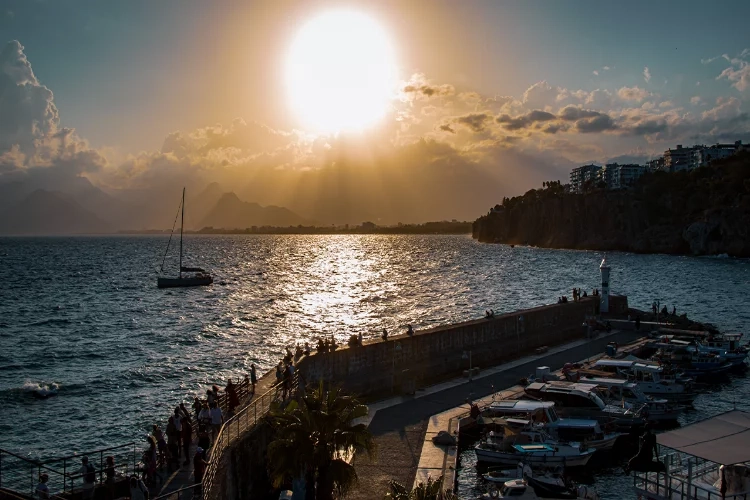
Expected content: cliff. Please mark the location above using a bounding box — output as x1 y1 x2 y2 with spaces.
472 152 750 257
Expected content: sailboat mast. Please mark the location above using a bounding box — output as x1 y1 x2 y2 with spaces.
179 187 185 278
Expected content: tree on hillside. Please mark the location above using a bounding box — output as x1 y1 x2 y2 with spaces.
266 384 376 500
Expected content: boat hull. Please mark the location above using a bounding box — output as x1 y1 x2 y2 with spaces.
474 447 594 467
157 276 213 288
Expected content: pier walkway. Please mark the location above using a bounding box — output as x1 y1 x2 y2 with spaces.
347 329 641 500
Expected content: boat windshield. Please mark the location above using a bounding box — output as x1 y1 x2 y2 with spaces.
588 392 606 409
548 407 559 422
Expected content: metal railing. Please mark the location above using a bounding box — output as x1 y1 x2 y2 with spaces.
153 482 204 500
0 442 137 498
202 374 299 500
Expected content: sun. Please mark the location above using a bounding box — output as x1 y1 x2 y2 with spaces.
284 10 398 134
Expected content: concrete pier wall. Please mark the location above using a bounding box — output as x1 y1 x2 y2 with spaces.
296 295 628 398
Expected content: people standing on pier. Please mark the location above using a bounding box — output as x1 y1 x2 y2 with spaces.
144 436 157 485
304 342 311 356
179 402 191 423
172 408 183 457
152 424 168 464
104 456 115 500
193 447 208 495
382 328 388 341
198 402 211 431
407 324 414 336
35 473 50 499
192 397 202 422
198 425 211 453
209 402 224 441
128 475 149 500
635 316 641 331
206 389 215 407
166 416 179 469
672 306 677 316
275 362 283 386
78 456 96 499
250 364 257 393
226 379 239 415
182 415 193 465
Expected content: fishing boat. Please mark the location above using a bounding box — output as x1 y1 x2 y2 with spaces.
479 400 623 451
579 376 683 423
483 478 599 499
523 381 645 432
482 464 600 499
157 188 213 288
474 419 595 467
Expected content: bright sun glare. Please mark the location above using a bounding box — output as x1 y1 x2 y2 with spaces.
285 10 398 134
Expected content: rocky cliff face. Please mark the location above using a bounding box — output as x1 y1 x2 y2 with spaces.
472 152 750 257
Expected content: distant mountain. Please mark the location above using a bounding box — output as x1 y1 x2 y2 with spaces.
0 190 109 235
186 182 226 228
200 192 308 229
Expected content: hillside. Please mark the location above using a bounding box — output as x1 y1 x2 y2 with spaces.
0 190 109 235
472 152 750 257
200 192 308 229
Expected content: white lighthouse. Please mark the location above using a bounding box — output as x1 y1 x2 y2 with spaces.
599 256 610 314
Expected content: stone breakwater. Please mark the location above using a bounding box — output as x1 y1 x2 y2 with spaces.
295 295 628 398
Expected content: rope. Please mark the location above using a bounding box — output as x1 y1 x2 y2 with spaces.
159 197 183 274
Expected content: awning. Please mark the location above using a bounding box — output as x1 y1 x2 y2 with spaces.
657 410 750 465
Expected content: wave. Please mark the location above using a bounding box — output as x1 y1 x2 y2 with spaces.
27 318 72 327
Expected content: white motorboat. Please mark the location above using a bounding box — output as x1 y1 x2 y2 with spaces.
474 422 595 467
481 478 599 499
480 400 623 450
579 376 683 423
523 381 645 432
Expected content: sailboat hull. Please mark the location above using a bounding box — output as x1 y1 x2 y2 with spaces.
157 276 213 288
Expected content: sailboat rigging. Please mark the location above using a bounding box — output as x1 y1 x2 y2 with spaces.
157 188 213 288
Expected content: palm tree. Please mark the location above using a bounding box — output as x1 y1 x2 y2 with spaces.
266 383 376 500
384 475 458 500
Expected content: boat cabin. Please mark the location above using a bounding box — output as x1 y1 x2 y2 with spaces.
592 359 635 374
524 382 606 410
580 377 647 402
705 332 744 352
498 479 529 497
485 400 560 424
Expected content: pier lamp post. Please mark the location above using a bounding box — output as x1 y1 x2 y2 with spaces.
463 350 473 381
599 256 610 314
391 342 402 393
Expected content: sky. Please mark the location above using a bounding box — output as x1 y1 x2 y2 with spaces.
2 0 750 224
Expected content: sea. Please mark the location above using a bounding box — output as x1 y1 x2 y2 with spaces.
1 235 749 498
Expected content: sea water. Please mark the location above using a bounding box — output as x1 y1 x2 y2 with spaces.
1 235 749 496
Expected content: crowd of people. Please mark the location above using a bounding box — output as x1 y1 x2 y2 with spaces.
557 287 598 304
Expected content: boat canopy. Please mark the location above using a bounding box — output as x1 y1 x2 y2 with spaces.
513 444 555 453
181 266 206 273
657 410 750 465
658 328 710 337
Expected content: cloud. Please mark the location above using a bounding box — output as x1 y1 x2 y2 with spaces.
0 40 105 178
439 124 455 134
690 96 702 105
617 86 651 102
575 114 617 133
717 61 750 91
454 113 492 132
643 67 651 83
592 70 599 76
402 74 455 98
496 110 556 130
558 106 606 121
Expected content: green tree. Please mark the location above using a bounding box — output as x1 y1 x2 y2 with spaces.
266 384 376 500
384 475 458 500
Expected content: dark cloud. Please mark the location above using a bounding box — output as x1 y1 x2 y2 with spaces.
439 124 455 134
496 110 557 131
558 106 604 121
629 119 669 136
455 113 492 132
575 114 618 133
403 83 455 97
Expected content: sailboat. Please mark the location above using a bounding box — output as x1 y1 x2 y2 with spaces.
157 188 213 288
